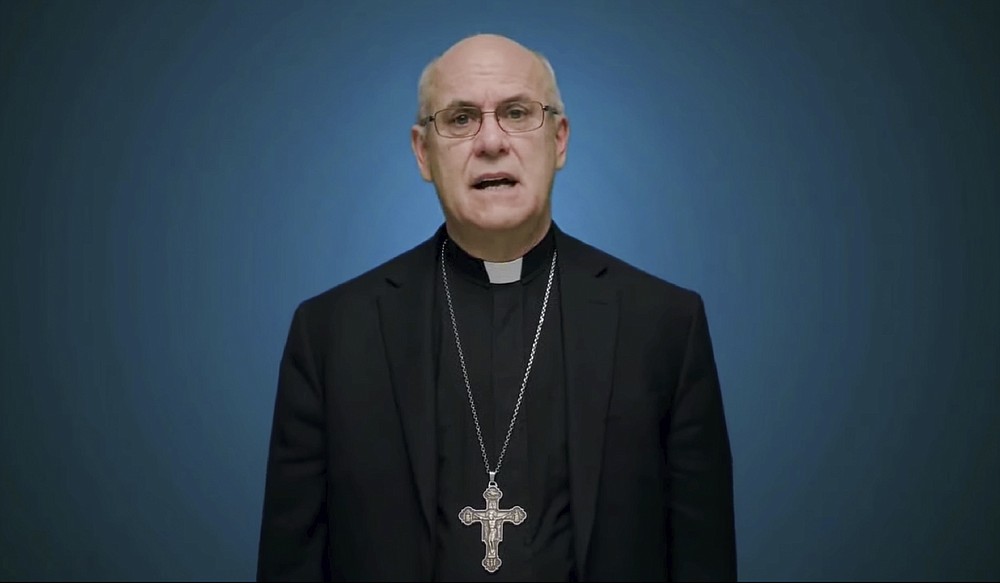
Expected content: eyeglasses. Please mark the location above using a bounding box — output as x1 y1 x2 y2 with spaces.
419 100 560 138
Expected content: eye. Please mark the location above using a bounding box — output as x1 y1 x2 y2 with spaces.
505 105 529 120
443 107 480 127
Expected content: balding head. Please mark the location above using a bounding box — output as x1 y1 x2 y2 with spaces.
416 34 564 123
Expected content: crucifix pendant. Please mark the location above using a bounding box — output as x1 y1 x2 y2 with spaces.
458 474 526 573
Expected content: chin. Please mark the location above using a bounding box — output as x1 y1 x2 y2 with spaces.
465 201 544 233
466 214 535 232
441 184 548 233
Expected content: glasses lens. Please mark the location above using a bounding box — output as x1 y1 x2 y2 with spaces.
435 107 482 137
498 101 544 133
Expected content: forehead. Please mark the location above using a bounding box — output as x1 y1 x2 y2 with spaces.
430 40 548 107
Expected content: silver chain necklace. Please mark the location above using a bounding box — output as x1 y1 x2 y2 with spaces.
440 237 557 573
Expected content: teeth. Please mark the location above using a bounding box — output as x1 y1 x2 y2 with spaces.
475 178 515 189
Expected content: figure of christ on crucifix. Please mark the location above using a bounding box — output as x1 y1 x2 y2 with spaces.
459 483 527 573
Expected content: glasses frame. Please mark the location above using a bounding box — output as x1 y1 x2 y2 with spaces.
419 100 561 139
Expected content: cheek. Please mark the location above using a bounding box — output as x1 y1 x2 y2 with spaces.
523 149 557 189
430 150 468 187
429 159 470 209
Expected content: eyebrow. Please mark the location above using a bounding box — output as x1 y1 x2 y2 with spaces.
442 94 535 109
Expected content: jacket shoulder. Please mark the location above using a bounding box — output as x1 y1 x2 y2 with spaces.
293 234 435 321
560 230 704 312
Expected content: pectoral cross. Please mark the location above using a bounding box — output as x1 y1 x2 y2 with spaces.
458 479 526 573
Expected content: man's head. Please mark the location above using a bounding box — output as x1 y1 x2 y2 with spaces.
411 34 569 249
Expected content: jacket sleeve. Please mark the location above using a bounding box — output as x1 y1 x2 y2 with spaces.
257 304 329 581
666 295 737 581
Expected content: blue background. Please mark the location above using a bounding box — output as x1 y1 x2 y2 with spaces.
2 1 997 580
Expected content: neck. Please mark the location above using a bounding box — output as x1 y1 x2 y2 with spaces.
446 216 551 262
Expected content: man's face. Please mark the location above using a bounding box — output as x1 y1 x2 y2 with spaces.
411 37 569 235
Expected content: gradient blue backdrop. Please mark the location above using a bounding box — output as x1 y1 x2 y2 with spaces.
2 1 997 580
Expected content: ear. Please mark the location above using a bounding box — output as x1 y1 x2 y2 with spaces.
411 124 434 182
554 115 569 170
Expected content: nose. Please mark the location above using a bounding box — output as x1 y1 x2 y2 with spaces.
472 112 510 158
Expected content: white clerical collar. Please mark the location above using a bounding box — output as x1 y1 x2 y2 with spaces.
483 257 523 284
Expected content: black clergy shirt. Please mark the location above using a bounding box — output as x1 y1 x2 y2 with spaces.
432 224 575 582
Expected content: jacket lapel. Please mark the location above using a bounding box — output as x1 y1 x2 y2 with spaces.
377 234 439 540
556 227 618 578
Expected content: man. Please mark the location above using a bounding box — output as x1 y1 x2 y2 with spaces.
257 34 736 582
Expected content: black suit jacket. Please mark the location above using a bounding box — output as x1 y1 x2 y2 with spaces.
257 225 736 582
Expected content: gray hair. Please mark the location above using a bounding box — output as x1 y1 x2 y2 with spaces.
416 48 565 124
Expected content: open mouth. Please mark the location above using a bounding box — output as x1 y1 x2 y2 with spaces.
472 176 519 190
